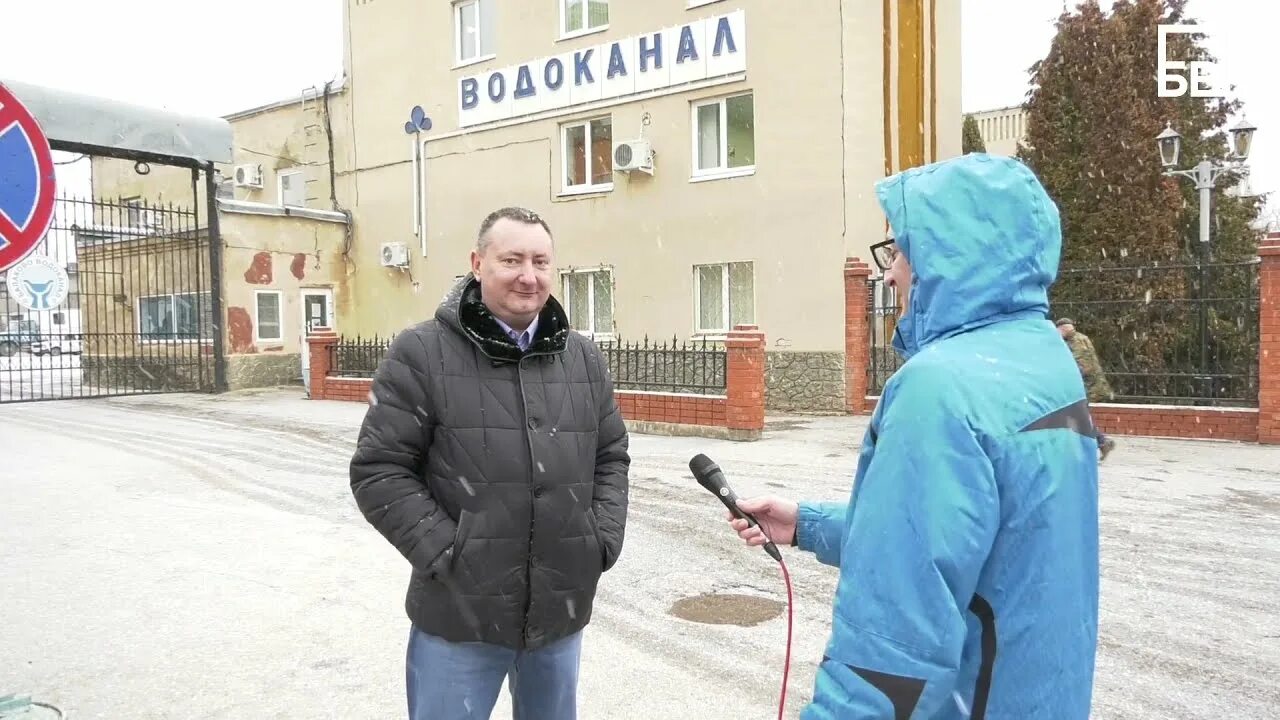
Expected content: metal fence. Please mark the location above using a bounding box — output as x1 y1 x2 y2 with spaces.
1 195 216 403
865 260 1262 407
326 333 729 395
866 278 904 396
598 335 726 394
329 335 391 378
1050 260 1260 406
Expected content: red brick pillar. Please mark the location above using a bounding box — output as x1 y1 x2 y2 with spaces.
1258 236 1280 444
725 324 766 440
844 257 873 415
307 327 338 400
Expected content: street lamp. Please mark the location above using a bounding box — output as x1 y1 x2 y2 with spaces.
1156 116 1257 245
1155 116 1259 404
1230 116 1257 161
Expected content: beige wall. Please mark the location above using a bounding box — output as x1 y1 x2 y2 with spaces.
90 86 346 213
76 232 212 358
218 210 349 357
337 0 962 353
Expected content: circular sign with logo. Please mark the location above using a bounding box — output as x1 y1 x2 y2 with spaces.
0 81 58 273
6 254 69 311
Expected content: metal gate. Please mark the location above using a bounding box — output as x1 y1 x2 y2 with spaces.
866 277 904 396
1 194 217 402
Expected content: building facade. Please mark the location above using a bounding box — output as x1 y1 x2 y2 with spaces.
89 86 352 390
335 0 961 411
970 104 1027 157
91 0 963 410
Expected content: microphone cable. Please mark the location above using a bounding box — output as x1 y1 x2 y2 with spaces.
775 553 795 720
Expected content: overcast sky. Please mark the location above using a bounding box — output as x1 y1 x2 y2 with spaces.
2 0 1274 223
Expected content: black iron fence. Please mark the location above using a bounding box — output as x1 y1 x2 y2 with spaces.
864 260 1261 407
866 278 904 396
598 335 726 394
1050 260 1260 407
1 195 215 403
326 333 729 395
329 335 391 378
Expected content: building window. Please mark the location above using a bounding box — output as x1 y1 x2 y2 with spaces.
562 117 613 194
455 0 495 65
692 93 755 179
561 268 614 337
561 0 608 37
216 178 235 200
137 293 212 342
694 262 754 334
122 197 144 227
278 169 305 207
255 290 283 343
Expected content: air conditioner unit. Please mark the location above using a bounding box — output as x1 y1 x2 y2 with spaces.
138 210 163 231
380 242 410 268
233 163 264 188
613 139 654 174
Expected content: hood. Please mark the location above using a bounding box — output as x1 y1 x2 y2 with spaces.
435 273 571 363
875 153 1062 359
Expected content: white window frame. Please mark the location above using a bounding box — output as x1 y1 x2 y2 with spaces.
690 92 756 182
686 0 725 8
560 267 614 339
135 292 212 344
255 290 284 343
278 168 305 207
559 0 609 40
692 262 755 336
454 0 496 68
560 116 614 196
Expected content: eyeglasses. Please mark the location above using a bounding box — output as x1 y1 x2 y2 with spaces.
870 238 899 271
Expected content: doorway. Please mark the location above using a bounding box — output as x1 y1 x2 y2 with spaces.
300 288 334 395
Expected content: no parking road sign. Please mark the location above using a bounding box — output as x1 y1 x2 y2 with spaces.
0 81 57 273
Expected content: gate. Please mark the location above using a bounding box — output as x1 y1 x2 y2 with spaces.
1 194 218 402
866 277 904 396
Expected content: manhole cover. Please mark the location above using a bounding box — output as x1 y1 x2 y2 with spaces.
669 593 785 627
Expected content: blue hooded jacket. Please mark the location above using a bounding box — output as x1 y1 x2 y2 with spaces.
796 154 1099 719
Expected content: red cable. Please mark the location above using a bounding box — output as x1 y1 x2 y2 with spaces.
777 557 794 720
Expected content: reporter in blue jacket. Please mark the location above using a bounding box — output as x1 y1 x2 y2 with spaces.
730 154 1099 719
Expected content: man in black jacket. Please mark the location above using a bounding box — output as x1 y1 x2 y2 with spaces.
349 207 630 720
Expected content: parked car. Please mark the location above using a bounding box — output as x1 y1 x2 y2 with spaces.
30 334 83 357
0 319 42 357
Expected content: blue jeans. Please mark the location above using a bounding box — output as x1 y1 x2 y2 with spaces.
406 625 583 720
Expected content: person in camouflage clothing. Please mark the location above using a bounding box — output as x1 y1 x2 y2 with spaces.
1057 318 1117 460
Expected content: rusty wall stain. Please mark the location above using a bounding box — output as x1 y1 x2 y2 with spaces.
244 252 273 284
227 307 256 354
290 253 307 280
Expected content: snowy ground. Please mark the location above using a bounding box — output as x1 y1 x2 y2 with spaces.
0 352 86 402
1 388 1277 719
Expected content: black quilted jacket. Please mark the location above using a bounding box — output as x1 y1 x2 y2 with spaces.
349 275 630 650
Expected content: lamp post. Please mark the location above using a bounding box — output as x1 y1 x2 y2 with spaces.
1156 116 1258 402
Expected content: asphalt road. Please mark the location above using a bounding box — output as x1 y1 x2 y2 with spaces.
1 389 1277 719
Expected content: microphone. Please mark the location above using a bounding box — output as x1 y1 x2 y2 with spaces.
689 453 782 562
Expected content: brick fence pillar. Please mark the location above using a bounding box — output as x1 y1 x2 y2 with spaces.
725 324 766 440
1258 235 1280 444
844 257 873 415
307 327 338 400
